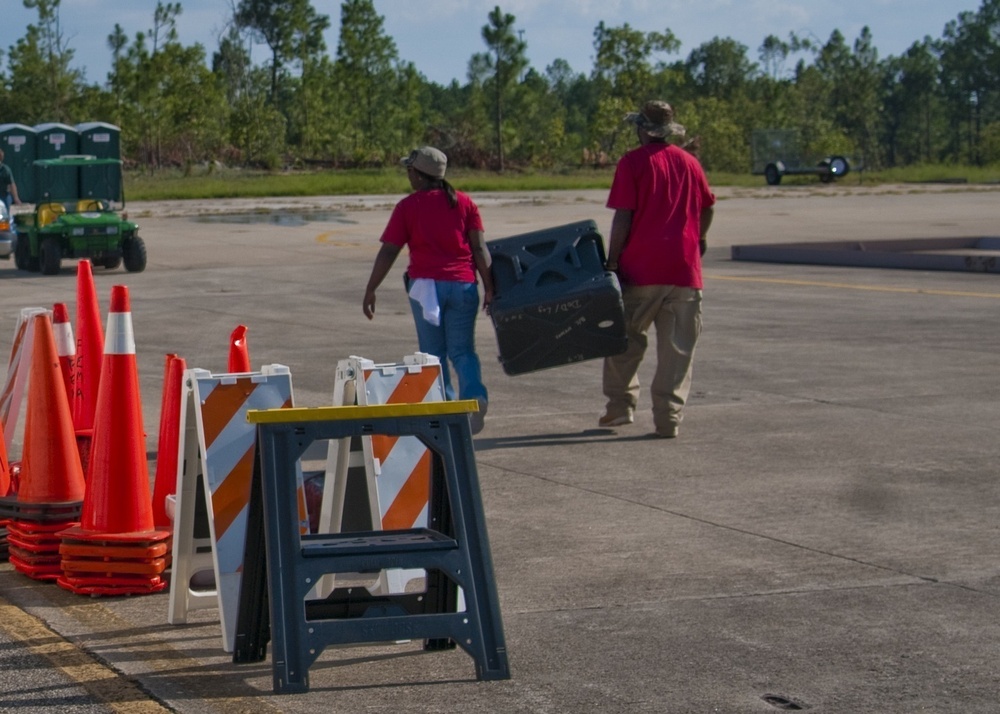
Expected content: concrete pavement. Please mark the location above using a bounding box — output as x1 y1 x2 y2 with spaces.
1 182 999 713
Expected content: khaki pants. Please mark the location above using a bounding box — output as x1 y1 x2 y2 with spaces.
602 285 702 432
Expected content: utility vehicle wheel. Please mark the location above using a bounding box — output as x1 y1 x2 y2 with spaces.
14 234 39 271
103 256 122 269
764 163 782 186
40 237 62 275
123 236 147 273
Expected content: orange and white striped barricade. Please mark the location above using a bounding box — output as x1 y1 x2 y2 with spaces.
318 353 446 596
0 308 49 453
166 371 218 623
168 364 304 653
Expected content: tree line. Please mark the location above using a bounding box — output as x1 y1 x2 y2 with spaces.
2 0 999 175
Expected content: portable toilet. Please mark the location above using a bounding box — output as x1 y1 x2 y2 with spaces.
0 123 37 203
34 122 80 198
77 121 121 159
34 122 79 159
77 122 122 201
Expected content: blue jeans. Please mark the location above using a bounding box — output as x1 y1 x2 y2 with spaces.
409 280 488 404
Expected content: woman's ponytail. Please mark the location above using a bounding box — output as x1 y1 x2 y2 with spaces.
440 179 458 208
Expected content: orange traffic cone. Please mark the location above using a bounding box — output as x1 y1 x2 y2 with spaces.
53 302 77 417
151 353 186 529
228 324 250 372
81 285 152 533
0 420 9 498
1 314 86 580
73 260 104 471
0 307 48 453
58 285 170 595
18 314 87 505
0 421 9 562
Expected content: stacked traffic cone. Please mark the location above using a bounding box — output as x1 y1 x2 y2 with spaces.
73 259 104 472
0 421 9 497
58 285 171 596
151 353 186 529
0 307 48 450
228 324 250 372
0 420 10 561
0 313 87 580
52 303 77 419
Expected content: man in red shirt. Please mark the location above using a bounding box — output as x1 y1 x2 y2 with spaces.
600 101 716 438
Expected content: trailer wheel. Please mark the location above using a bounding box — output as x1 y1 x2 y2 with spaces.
828 155 849 177
764 163 782 186
819 155 850 183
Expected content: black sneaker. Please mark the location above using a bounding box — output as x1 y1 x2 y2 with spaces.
470 399 487 434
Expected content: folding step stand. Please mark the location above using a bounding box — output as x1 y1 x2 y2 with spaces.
234 400 509 694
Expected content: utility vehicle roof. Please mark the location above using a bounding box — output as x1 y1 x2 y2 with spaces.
33 155 123 168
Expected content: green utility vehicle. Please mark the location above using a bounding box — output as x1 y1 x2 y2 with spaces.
14 155 146 275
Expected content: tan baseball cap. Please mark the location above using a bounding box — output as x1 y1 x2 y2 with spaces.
401 146 447 179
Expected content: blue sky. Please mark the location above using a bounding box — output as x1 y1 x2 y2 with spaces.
0 0 982 86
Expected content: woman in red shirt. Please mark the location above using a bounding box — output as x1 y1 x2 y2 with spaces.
362 147 494 433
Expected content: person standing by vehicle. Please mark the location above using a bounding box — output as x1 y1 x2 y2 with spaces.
0 149 22 212
362 146 494 434
599 101 715 438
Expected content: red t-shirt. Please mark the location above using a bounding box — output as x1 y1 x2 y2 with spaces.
606 143 715 288
380 189 484 283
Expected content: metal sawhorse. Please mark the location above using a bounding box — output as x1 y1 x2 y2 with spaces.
233 401 509 693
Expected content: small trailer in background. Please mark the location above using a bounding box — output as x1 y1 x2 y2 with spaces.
751 129 851 185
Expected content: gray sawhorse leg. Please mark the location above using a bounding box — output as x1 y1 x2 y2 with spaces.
236 401 509 693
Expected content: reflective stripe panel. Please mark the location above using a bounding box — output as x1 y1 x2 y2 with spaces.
104 312 135 355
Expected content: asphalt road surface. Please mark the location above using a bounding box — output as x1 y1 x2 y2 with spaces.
1 181 999 713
